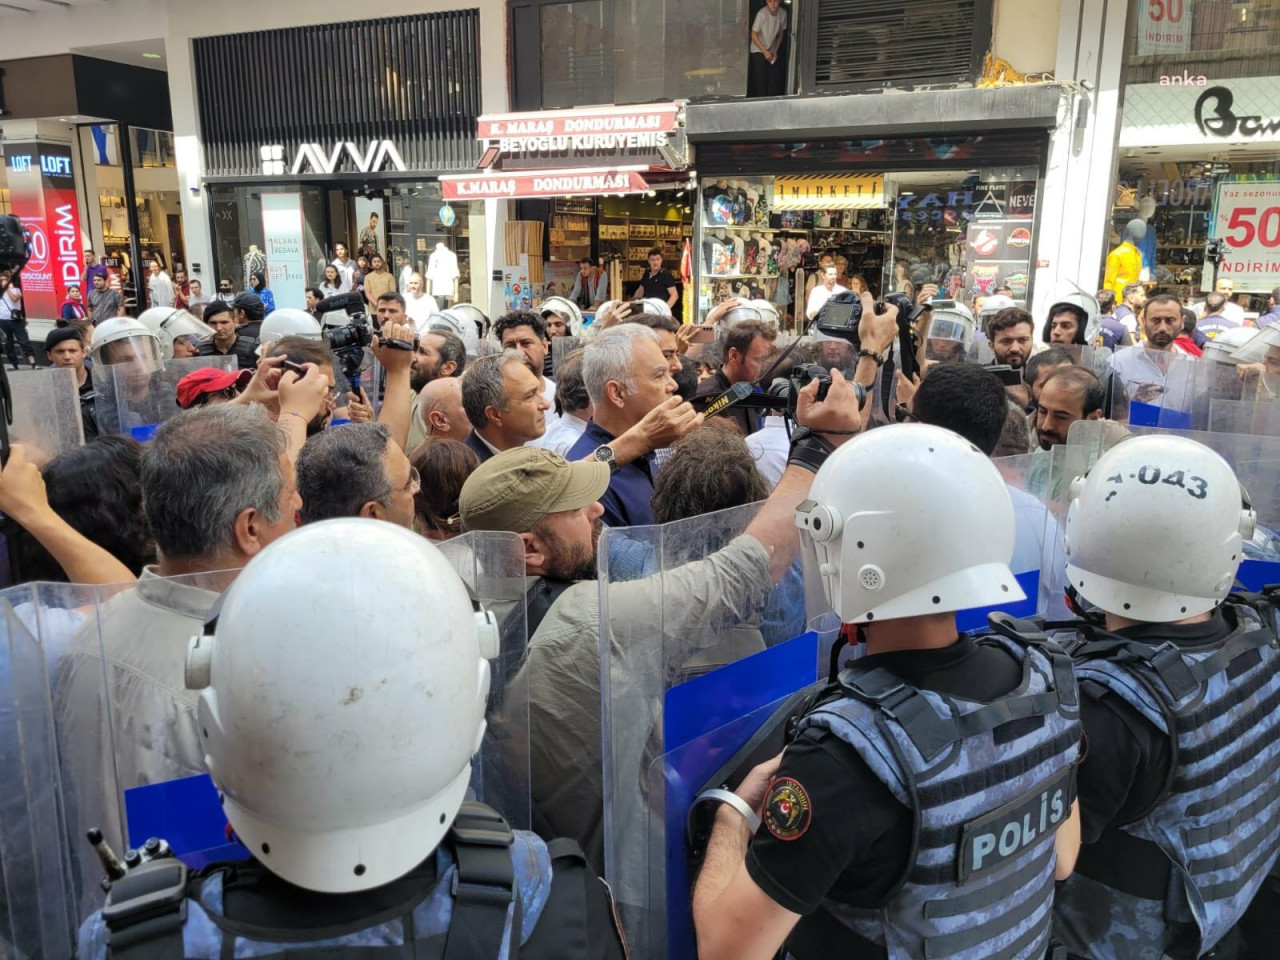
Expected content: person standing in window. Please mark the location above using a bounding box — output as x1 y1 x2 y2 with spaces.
748 0 788 98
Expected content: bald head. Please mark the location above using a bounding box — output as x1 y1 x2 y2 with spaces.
419 376 470 444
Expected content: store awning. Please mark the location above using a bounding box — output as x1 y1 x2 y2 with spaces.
772 174 884 209
440 167 651 200
686 84 1065 143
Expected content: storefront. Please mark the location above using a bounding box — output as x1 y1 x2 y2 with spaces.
440 102 692 314
1108 0 1280 310
0 55 180 318
191 11 485 310
689 134 1049 325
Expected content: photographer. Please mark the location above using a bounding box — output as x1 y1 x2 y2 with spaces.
695 319 777 436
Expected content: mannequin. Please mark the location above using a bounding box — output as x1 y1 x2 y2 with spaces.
426 241 459 301
243 244 267 290
1135 195 1158 279
1104 219 1145 298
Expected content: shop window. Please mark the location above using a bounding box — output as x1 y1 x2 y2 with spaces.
808 0 988 90
694 165 1041 327
535 0 753 107
1127 0 1280 83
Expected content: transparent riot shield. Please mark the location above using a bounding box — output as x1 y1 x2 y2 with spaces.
600 502 835 960
1109 348 1205 429
980 454 1068 623
112 356 240 441
1208 398 1280 437
0 585 77 959
435 530 531 831
551 335 585 376
6 369 85 463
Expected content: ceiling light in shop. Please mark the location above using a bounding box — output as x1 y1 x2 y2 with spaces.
142 53 162 59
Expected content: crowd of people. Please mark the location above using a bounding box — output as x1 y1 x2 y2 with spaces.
6 260 1280 960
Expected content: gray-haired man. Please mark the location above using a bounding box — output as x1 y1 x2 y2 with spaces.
53 404 302 900
459 350 551 463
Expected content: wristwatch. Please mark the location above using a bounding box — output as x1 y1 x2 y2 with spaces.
592 444 620 475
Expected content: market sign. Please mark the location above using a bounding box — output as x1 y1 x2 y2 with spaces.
476 104 686 172
440 167 651 201
772 175 884 210
1120 77 1280 148
1207 179 1280 293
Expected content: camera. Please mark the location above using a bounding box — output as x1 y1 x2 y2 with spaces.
319 292 376 390
1205 237 1226 267
814 290 924 389
0 215 30 274
765 363 866 419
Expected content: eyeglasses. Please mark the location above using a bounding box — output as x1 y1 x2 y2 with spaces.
391 466 421 497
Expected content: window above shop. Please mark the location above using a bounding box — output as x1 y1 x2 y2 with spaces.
1126 0 1280 83
806 0 990 91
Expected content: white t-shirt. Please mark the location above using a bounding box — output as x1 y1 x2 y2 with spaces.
751 6 787 54
745 416 790 489
806 282 847 320
406 292 439 332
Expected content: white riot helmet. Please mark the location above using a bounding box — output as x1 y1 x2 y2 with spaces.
707 297 763 331
796 424 1022 624
185 519 499 893
1047 287 1101 345
90 316 164 371
927 302 977 345
259 307 323 343
977 294 1017 333
137 307 215 362
540 296 584 336
1203 326 1260 365
1228 324 1280 366
639 297 674 319
450 303 490 340
1065 435 1254 622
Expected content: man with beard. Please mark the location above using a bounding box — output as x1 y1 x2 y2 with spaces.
988 306 1035 370
1034 366 1105 450
460 356 868 871
406 327 466 450
1111 294 1184 406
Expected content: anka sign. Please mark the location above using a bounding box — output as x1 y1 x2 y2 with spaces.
260 141 407 176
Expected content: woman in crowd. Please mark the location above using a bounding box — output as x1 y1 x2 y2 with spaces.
250 270 277 315
410 438 479 541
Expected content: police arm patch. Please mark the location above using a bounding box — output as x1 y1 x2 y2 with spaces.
764 777 812 841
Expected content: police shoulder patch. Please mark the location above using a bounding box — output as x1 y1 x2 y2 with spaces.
764 777 812 841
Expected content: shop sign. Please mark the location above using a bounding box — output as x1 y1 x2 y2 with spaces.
261 193 308 309
440 168 650 201
259 141 407 177
7 141 83 319
1136 0 1191 56
772 175 883 210
477 104 686 172
1120 77 1280 148
1208 179 1280 293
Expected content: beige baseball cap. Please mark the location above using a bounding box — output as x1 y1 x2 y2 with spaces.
459 447 610 533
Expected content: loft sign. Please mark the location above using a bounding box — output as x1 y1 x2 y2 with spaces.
260 141 407 176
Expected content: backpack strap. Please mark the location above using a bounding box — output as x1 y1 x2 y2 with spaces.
443 803 519 960
103 858 188 960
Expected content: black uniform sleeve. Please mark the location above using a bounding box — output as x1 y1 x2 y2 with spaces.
1076 684 1172 844
745 728 910 916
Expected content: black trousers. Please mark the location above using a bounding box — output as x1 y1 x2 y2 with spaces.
0 318 32 367
749 52 785 97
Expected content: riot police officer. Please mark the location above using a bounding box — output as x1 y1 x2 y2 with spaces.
1053 435 1280 960
76 519 627 960
691 423 1083 960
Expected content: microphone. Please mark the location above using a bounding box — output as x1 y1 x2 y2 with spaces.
702 381 756 419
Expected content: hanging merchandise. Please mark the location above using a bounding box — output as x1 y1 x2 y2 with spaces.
427 242 461 300
439 203 457 228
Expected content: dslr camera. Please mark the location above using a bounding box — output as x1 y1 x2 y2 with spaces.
765 363 866 419
317 292 417 390
815 290 924 385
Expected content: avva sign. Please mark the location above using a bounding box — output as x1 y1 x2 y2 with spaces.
260 141 407 176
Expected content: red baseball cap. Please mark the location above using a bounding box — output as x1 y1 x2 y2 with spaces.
176 367 253 409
